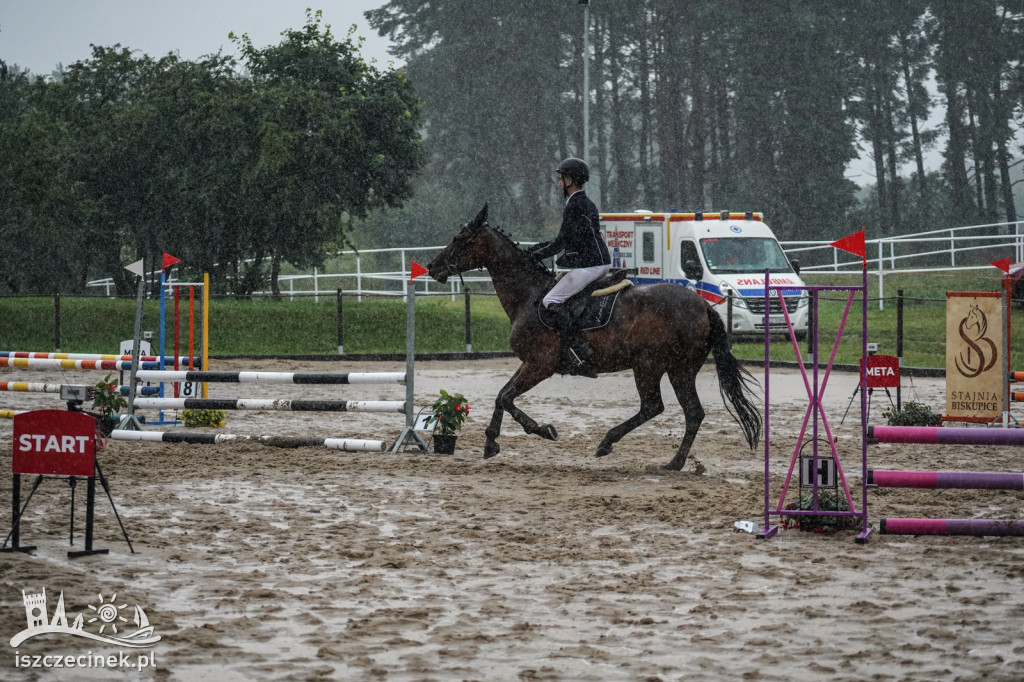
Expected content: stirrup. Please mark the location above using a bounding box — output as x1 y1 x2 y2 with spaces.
570 338 593 363
565 349 598 379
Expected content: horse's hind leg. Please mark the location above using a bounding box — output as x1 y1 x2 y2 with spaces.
484 364 557 459
664 363 705 471
595 368 665 458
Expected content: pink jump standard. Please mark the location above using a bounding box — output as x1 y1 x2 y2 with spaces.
758 243 872 543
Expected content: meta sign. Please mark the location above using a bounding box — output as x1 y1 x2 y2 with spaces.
12 410 96 477
859 354 901 389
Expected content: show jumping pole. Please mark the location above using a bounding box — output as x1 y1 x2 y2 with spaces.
869 469 1024 490
868 425 1024 446
879 518 1024 537
109 430 387 452
131 398 406 413
0 358 163 371
134 370 406 384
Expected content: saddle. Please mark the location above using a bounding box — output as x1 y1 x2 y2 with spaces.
538 269 633 332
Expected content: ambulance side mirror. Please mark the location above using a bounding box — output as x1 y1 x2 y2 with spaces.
683 259 703 280
790 258 801 275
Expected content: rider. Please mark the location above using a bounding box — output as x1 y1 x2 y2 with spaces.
528 157 611 378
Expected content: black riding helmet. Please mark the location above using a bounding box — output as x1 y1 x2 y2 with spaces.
555 157 589 185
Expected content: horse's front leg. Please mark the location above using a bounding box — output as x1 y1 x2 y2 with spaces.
483 364 556 459
483 395 505 459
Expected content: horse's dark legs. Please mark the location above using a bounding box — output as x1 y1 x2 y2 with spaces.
664 365 705 471
594 368 665 459
483 364 557 459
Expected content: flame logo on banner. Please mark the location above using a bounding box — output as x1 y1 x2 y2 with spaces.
955 305 997 378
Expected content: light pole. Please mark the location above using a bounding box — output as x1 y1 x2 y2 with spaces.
579 0 590 164
577 0 598 203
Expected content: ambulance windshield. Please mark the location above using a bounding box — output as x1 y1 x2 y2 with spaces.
700 237 794 274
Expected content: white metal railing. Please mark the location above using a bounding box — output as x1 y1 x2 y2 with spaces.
781 220 1024 309
85 221 1023 307
84 245 501 301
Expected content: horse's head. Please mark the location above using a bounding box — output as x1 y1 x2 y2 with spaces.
964 305 988 337
427 204 491 284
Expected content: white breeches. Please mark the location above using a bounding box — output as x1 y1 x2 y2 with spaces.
541 264 612 307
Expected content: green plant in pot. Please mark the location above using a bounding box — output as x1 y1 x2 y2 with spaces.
180 408 226 428
782 490 864 534
882 401 943 427
427 390 470 454
92 374 127 436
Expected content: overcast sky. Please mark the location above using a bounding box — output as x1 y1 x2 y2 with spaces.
0 0 401 77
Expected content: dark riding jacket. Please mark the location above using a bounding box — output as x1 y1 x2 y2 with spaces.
531 191 611 268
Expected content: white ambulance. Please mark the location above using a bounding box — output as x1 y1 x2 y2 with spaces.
599 210 809 339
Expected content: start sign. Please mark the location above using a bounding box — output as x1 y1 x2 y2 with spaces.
12 410 96 477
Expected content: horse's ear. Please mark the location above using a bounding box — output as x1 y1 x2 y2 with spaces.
460 203 488 234
473 203 488 229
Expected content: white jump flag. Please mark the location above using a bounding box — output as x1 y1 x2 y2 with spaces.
125 258 145 277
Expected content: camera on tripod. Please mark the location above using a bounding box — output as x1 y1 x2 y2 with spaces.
59 385 95 411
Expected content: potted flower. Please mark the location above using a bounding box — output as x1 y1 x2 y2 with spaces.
782 491 864 534
92 374 127 436
427 390 470 454
180 408 227 428
882 401 943 427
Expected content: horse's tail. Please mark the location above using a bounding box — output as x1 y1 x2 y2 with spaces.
706 305 762 450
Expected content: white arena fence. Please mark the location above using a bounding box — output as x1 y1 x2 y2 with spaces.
80 220 1024 310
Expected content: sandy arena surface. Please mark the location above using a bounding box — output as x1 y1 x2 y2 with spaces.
0 356 1023 681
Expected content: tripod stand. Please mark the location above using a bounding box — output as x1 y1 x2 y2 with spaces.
3 407 133 558
841 382 894 425
1 458 133 558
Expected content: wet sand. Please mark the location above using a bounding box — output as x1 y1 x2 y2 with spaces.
1 358 1022 680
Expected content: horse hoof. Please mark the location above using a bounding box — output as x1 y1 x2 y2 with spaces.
483 443 500 459
595 444 612 458
661 462 683 472
537 424 558 441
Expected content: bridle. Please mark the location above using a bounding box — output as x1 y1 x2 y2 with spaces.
436 225 473 288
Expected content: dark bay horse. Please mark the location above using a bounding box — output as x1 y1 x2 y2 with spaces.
426 205 761 471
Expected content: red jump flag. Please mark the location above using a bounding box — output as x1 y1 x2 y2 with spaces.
409 260 428 283
830 229 866 265
991 257 1011 274
162 252 181 270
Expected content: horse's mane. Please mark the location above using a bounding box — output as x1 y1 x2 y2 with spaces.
484 222 556 284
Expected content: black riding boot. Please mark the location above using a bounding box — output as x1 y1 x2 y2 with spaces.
546 303 598 378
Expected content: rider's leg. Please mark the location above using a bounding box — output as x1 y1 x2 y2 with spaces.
542 265 610 376
541 264 612 307
545 303 597 377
